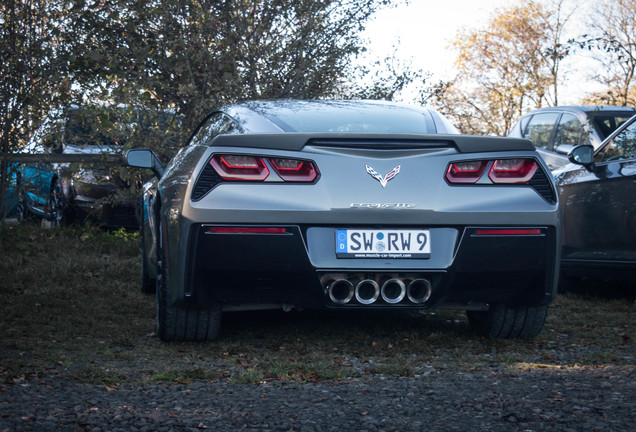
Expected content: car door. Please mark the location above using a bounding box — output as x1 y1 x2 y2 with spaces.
21 118 63 215
558 117 636 267
553 113 587 157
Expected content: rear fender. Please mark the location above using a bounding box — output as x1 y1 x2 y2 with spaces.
144 189 160 280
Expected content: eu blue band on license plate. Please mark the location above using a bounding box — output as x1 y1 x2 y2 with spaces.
335 229 431 259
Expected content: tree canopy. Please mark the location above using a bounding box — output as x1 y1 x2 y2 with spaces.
583 0 636 106
0 0 402 224
427 0 572 135
1 0 398 155
67 0 398 133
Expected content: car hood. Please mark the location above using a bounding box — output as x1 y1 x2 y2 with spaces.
63 144 123 155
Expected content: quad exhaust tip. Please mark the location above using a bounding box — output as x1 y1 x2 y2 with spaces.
381 278 406 304
406 278 433 304
327 279 354 304
355 279 380 305
324 274 432 305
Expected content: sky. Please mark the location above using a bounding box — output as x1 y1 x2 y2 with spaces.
361 0 599 104
363 0 511 81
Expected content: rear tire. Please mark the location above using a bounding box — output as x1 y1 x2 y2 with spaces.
156 247 221 342
48 182 67 227
467 303 548 339
16 173 32 223
16 200 30 222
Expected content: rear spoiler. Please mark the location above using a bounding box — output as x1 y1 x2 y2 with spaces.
210 133 536 153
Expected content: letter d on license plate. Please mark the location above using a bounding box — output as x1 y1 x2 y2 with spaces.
335 229 431 259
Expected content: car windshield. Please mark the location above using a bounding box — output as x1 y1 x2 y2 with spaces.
588 112 635 140
248 101 437 134
64 107 133 148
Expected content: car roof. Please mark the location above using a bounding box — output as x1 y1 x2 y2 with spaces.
225 99 435 116
219 100 451 134
523 105 636 116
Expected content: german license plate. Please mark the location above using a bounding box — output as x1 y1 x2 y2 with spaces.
335 229 430 259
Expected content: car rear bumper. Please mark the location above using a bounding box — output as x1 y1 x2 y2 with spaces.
184 224 558 311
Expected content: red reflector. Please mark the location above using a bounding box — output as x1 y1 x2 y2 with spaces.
475 229 542 236
209 227 287 234
445 161 488 183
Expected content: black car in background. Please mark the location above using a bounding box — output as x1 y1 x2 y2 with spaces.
509 105 635 170
556 114 636 286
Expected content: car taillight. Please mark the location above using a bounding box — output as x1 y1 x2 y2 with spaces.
445 160 488 183
445 157 555 203
210 154 269 181
446 158 538 184
488 159 537 184
269 158 318 182
194 153 319 200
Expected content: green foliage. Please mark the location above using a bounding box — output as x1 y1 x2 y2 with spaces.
0 0 75 154
0 0 77 225
0 0 397 227
72 0 396 134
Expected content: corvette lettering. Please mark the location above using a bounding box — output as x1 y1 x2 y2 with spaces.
350 203 416 209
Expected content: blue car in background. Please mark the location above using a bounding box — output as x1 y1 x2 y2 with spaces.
1 163 22 219
1 162 46 221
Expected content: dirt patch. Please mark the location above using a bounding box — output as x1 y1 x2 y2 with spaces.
0 225 634 431
0 225 633 385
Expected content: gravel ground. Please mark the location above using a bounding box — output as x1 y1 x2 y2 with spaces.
1 366 634 432
1 227 634 431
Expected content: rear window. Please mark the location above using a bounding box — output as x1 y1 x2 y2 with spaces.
589 112 635 140
252 101 437 134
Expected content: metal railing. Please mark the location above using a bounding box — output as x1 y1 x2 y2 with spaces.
0 153 123 164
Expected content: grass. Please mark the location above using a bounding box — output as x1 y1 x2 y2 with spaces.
0 224 634 385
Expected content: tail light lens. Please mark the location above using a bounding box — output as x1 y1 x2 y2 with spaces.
446 158 538 184
208 154 319 183
488 159 537 183
444 157 555 203
269 158 318 182
210 154 269 181
445 160 488 183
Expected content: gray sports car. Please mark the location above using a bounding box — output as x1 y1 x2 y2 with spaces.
126 100 560 342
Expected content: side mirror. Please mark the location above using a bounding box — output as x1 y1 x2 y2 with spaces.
126 149 164 179
568 144 594 170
